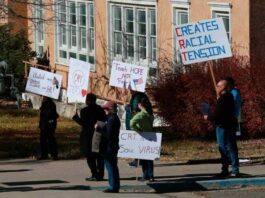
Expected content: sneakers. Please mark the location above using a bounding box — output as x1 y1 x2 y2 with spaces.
128 160 138 168
137 177 148 182
102 189 119 193
85 177 97 181
230 173 240 178
149 178 155 182
215 171 229 179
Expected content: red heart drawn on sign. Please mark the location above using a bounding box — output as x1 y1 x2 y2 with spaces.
81 89 87 97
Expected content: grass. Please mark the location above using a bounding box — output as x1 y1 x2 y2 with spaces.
1 108 265 163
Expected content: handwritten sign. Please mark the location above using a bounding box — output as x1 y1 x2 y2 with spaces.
118 130 162 160
67 58 91 103
109 61 148 92
25 67 62 99
175 18 232 65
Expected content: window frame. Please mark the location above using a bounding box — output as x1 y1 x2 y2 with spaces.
55 0 95 71
108 2 158 75
172 1 190 65
208 2 232 42
34 0 45 56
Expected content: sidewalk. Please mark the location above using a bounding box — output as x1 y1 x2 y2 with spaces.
0 158 265 198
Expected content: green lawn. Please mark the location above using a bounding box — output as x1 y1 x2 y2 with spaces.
1 108 265 163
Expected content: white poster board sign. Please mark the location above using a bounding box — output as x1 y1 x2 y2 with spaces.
175 18 232 65
67 58 91 103
25 67 62 99
109 61 148 92
118 130 162 160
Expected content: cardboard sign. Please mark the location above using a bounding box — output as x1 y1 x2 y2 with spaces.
175 18 232 64
67 58 91 103
25 67 62 99
118 130 162 160
91 131 102 153
109 61 148 92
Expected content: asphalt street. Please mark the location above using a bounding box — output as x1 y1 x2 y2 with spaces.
0 158 265 198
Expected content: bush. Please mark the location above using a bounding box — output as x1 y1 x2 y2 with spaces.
148 56 265 138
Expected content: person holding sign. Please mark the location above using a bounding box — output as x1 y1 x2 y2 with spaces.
204 79 239 178
38 97 59 160
130 98 155 182
98 101 121 193
126 91 153 167
72 93 106 181
224 76 242 136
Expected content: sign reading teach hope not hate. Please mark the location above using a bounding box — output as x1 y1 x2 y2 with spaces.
109 61 148 92
118 130 162 160
175 18 232 65
26 67 62 99
67 58 91 103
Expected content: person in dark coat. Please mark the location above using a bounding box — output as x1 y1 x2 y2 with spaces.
98 101 121 193
72 93 106 181
38 96 59 160
204 79 239 178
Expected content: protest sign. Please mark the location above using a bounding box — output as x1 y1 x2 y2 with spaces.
109 61 148 92
67 58 91 103
175 18 232 65
118 130 162 160
25 67 62 99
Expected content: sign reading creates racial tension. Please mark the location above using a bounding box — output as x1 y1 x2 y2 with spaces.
118 130 162 160
175 18 232 65
25 67 62 99
109 61 148 92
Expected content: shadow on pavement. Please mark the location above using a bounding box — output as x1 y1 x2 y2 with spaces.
3 180 68 186
0 185 91 193
0 169 32 173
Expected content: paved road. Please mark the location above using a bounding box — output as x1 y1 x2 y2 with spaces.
0 158 265 198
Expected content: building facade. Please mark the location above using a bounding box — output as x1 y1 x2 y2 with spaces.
5 0 265 102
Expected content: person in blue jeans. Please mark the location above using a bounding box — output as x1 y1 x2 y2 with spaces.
98 101 121 193
204 79 239 178
130 98 154 182
125 91 153 167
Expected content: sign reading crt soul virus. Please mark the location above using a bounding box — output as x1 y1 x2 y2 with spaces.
175 18 232 64
118 130 162 160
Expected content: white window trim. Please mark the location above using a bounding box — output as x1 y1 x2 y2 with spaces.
171 0 190 6
208 2 232 41
108 2 158 71
172 3 190 66
55 0 96 72
34 1 45 57
107 0 156 6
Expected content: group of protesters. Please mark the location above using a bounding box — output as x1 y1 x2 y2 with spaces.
38 76 241 193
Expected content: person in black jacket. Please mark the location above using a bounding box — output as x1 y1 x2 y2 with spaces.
204 79 239 178
38 96 59 160
72 93 106 181
98 101 120 193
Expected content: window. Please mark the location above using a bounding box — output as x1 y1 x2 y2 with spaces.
34 0 44 56
209 2 231 41
173 7 189 64
213 11 230 40
56 1 95 70
109 3 157 74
